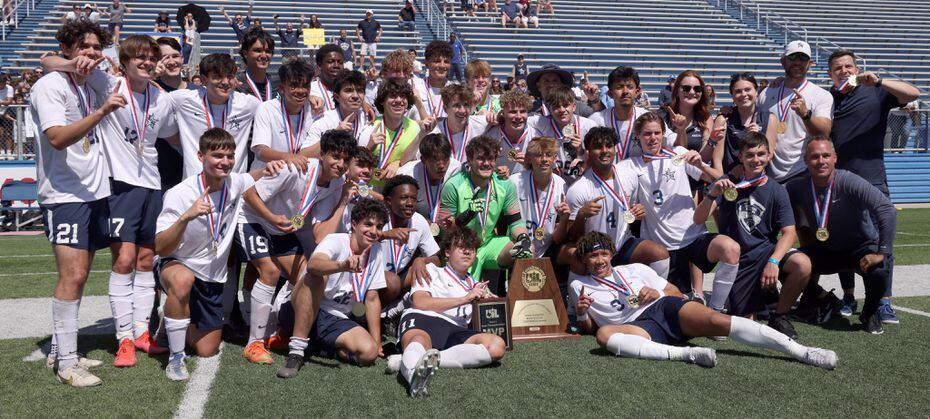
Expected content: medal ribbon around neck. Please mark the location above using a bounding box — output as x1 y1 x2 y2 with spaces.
280 100 306 154
347 241 375 303
66 74 93 127
776 80 810 123
529 174 556 236
642 147 677 162
540 103 550 117
316 80 335 110
549 115 578 141
201 91 230 129
589 268 634 297
196 173 228 247
445 265 477 292
442 119 471 162
469 176 494 231
124 76 151 151
297 164 322 218
245 71 272 101
502 125 529 153
421 164 442 223
377 118 405 171
425 83 443 118
592 167 630 213
385 217 409 273
337 108 360 139
809 175 834 233
734 173 767 190
608 107 636 160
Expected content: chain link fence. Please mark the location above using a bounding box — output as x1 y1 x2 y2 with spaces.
885 108 930 153
1 104 34 160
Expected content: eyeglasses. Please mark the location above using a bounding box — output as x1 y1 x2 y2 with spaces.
680 85 703 93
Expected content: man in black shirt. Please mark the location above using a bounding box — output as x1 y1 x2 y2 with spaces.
272 14 307 59
356 10 382 73
398 1 416 32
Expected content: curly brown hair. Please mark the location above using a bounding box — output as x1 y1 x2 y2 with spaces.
441 225 481 255
55 20 112 51
375 78 415 114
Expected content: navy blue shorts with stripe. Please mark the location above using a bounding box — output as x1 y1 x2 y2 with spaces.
627 296 689 345
398 312 480 351
108 179 162 245
41 198 110 251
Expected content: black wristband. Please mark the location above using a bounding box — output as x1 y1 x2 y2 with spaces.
801 109 813 120
875 78 883 88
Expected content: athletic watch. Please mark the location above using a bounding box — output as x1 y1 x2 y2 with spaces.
801 109 813 120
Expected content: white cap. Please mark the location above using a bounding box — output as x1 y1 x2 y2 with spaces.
365 9 373 14
83 3 92 8
783 40 812 58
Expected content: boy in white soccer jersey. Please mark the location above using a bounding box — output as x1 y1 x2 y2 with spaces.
276 198 390 378
390 227 506 397
569 232 836 369
396 133 462 224
694 132 810 338
314 146 379 239
249 58 316 171
484 89 539 178
306 69 369 146
531 86 596 179
154 128 285 381
168 53 262 178
409 40 453 121
629 112 741 310
32 20 124 388
309 44 347 116
238 130 357 364
236 28 278 102
426 83 491 164
508 137 569 260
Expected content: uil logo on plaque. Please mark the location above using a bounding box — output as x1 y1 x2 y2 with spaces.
471 297 512 349
507 258 578 342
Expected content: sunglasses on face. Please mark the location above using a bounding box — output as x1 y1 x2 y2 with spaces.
785 54 810 62
680 85 703 93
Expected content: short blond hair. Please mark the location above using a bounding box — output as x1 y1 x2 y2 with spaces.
465 59 492 80
523 136 558 171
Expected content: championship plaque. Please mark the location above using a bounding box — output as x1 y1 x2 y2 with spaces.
507 258 579 342
471 297 512 350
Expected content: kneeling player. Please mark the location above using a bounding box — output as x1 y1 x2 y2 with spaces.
277 198 389 378
155 128 285 381
570 232 837 369
391 227 506 397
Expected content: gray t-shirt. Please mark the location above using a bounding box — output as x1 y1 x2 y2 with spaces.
108 4 128 23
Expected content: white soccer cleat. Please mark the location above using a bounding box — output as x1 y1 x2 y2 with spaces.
686 347 717 368
56 364 102 388
408 349 440 397
166 353 190 381
385 354 402 374
799 347 837 370
46 353 104 370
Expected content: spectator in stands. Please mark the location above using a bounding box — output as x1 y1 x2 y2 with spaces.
220 4 253 43
705 84 717 112
521 1 539 28
398 1 417 33
667 70 713 159
516 78 528 93
491 78 503 95
826 49 918 324
442 0 454 17
80 3 101 23
99 0 130 44
503 76 514 91
448 32 465 83
190 74 203 87
526 63 596 117
332 29 356 71
758 40 833 184
182 13 201 67
273 14 307 60
512 54 528 83
153 10 171 32
635 90 651 109
356 10 382 73
538 0 554 14
759 79 769 93
658 75 674 109
460 0 477 21
63 4 82 23
501 0 523 28
307 14 324 29
410 49 423 78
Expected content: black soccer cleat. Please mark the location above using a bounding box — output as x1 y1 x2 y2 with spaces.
768 314 798 339
276 353 304 379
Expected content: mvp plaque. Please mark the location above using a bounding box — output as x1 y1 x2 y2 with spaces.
471 297 512 350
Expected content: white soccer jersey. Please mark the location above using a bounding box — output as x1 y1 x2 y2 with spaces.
382 213 441 273
568 264 669 326
168 88 261 178
756 80 834 182
409 77 448 120
532 115 597 176
250 98 314 170
628 146 707 249
405 263 476 327
566 163 640 250
294 171 347 254
310 79 338 116
156 173 255 283
306 108 369 145
428 116 491 163
244 159 342 236
89 72 178 190
510 171 565 257
313 233 387 319
484 115 541 175
397 158 462 222
30 71 110 204
589 106 674 162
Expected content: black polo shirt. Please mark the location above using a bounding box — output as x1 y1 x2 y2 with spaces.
830 85 904 184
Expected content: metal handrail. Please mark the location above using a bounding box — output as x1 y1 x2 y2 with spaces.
1 0 35 41
416 0 468 62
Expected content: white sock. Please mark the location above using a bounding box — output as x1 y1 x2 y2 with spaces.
132 271 156 338
241 288 252 326
248 281 275 344
649 258 670 279
728 316 806 358
288 336 309 356
606 333 685 361
438 344 492 368
52 298 80 369
400 342 426 383
709 262 738 311
49 334 58 358
108 271 134 340
164 317 190 356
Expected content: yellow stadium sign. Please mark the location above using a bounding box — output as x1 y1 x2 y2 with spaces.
303 28 325 47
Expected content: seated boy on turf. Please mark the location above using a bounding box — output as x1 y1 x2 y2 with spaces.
155 128 286 381
389 227 506 397
277 198 389 378
569 231 837 370
693 132 811 338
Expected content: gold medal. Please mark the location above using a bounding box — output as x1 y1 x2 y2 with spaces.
671 155 684 166
623 210 635 224
626 295 640 309
291 214 305 229
847 75 858 87
429 222 440 236
816 228 830 242
533 227 545 241
723 187 738 202
358 184 370 197
373 168 383 180
211 240 218 256
82 136 90 153
561 123 575 137
776 121 787 134
507 149 519 162
351 301 366 317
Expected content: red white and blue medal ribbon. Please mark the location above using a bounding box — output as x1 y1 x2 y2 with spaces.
835 78 851 93
502 126 529 154
245 71 272 101
776 80 809 123
385 217 409 273
348 242 375 303
442 119 471 162
468 176 494 231
196 174 228 247
529 174 556 236
540 103 550 117
377 118 404 171
337 108 360 139
297 164 322 218
592 167 630 212
66 74 93 140
809 176 834 232
125 76 151 153
316 80 335 111
421 164 442 223
424 82 443 118
201 92 229 129
642 147 677 162
280 100 305 154
445 265 477 292
608 107 635 160
549 115 578 141
589 269 634 297
734 173 767 190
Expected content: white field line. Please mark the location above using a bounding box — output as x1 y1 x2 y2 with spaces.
0 252 110 259
173 343 225 419
0 270 108 277
892 305 930 318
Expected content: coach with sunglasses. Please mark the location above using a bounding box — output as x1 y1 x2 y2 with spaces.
757 41 834 184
